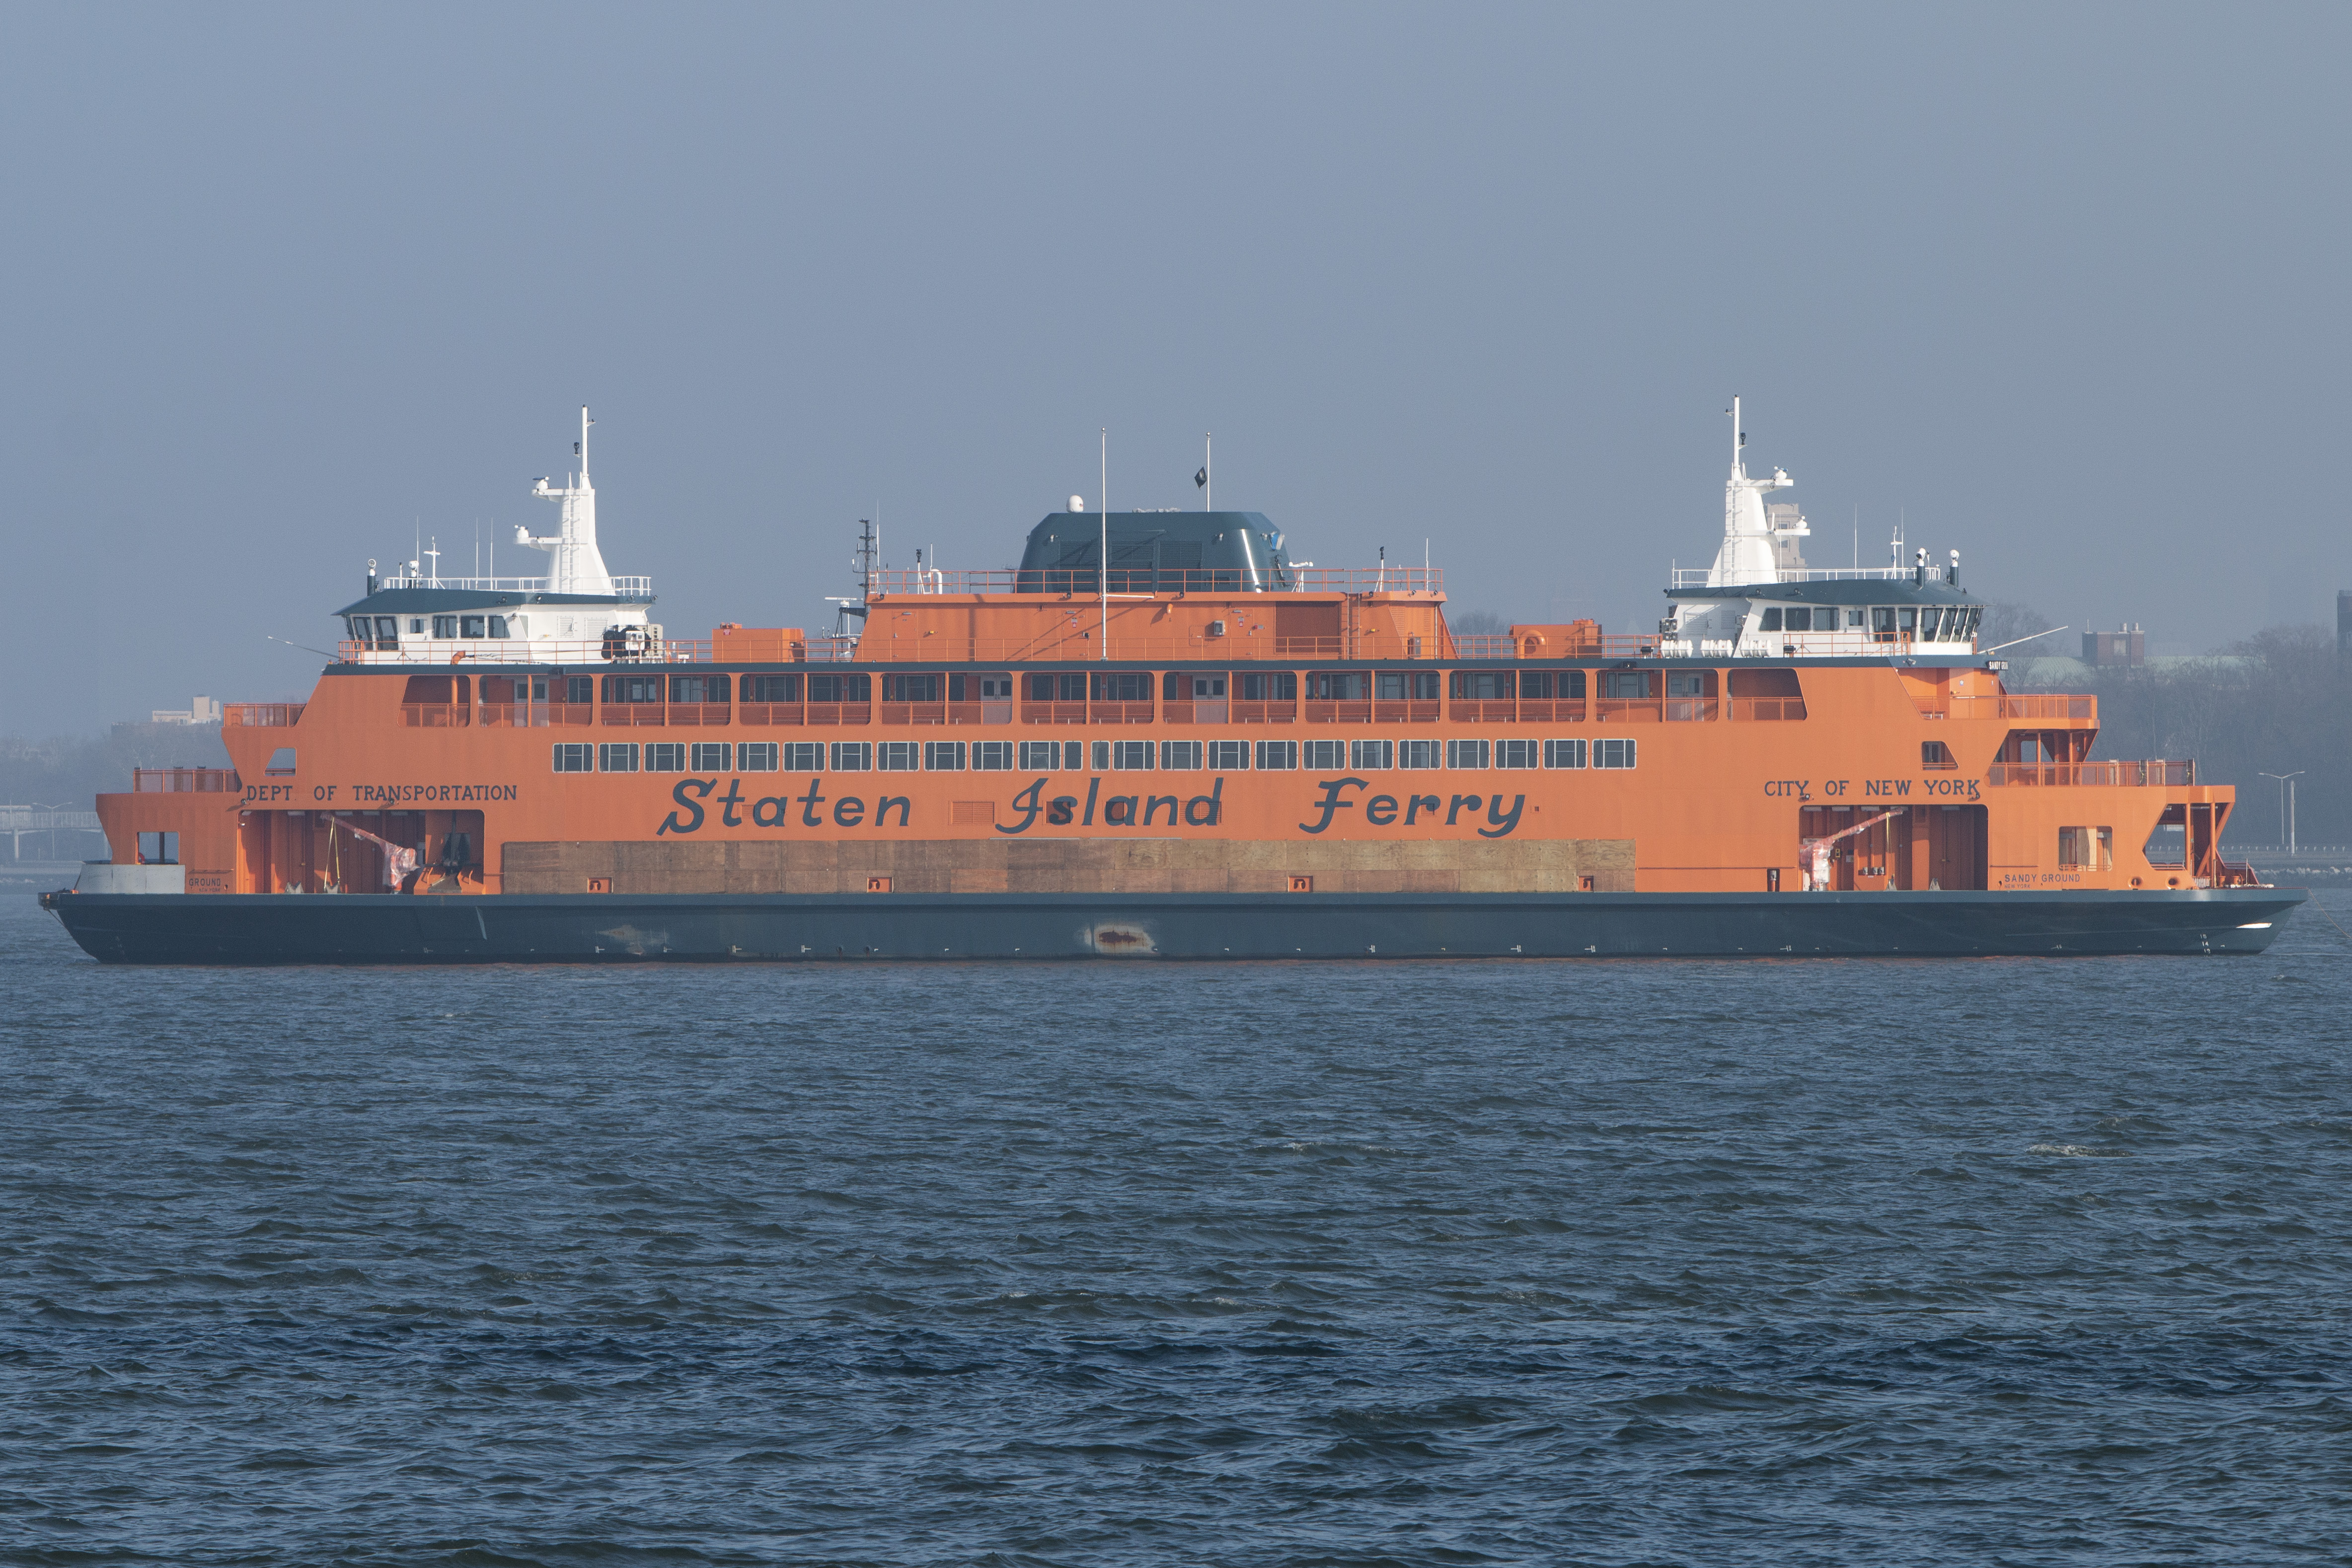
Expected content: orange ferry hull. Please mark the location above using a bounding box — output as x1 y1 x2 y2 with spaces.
40 886 2304 964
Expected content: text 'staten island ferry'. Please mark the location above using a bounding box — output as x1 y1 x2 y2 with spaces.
43 405 2304 962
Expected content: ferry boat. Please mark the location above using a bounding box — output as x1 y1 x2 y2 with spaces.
42 405 2303 962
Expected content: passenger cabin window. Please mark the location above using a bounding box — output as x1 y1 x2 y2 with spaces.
1304 740 1346 769
883 673 942 702
1450 671 1515 700
1160 740 1204 770
1922 741 1956 769
1090 672 1152 701
782 742 823 771
973 741 1014 770
2059 826 2115 870
1307 672 1368 700
1027 672 1088 701
808 673 871 703
1208 740 1250 770
401 674 469 704
1018 740 1063 770
566 676 594 705
552 743 592 772
1256 740 1297 770
745 674 801 702
1377 671 1441 700
669 674 730 704
1352 739 1392 770
603 674 664 704
647 743 685 772
1240 672 1296 701
691 742 733 770
1603 672 1650 700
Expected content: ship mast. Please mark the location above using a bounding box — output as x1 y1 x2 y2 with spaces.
516 406 614 595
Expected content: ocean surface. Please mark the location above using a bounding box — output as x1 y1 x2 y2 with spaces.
6 891 2352 1568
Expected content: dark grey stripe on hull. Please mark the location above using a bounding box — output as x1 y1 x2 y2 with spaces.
38 888 2307 964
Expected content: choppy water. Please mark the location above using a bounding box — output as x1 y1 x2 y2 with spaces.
6 892 2352 1567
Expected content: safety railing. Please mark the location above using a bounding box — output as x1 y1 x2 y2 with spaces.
400 703 471 728
225 703 305 728
1921 694 2097 721
1594 699 1663 724
133 768 241 792
1730 698 1808 721
1987 760 2194 786
861 566 1446 596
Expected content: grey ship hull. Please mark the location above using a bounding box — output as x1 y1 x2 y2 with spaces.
38 886 2306 964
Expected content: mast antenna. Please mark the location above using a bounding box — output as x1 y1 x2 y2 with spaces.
1099 428 1109 661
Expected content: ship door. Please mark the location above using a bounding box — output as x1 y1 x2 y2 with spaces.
1928 805 1987 890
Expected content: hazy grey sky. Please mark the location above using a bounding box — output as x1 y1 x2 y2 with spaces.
5 2 2347 734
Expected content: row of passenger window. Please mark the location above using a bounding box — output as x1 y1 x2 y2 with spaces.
567 671 1611 705
554 738 1637 774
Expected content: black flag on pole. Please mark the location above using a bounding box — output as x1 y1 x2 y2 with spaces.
1195 467 1208 488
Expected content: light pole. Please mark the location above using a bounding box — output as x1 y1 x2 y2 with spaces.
2259 771 2305 853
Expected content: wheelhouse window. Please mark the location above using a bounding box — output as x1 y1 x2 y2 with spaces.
1595 738 1637 769
1446 739 1489 769
1352 739 1393 769
1544 739 1587 768
461 615 488 638
488 616 510 638
782 742 823 771
808 673 871 703
1256 740 1298 770
433 615 458 638
737 742 779 771
552 743 593 772
745 674 802 702
1160 740 1204 770
374 616 400 642
973 741 1014 770
1303 740 1346 769
598 743 639 772
670 675 730 703
1759 608 1783 631
647 743 686 772
925 741 966 771
1240 672 1296 701
1377 671 1440 700
878 741 919 771
831 742 871 771
1209 740 1251 770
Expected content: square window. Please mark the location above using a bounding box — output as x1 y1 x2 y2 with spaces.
737 742 779 772
1544 738 1587 769
1256 740 1297 771
553 743 593 773
1604 672 1648 700
1351 739 1393 770
566 675 594 705
1090 740 1111 771
925 741 965 771
647 742 686 772
1018 740 1062 770
460 615 487 638
1303 739 1346 769
1208 740 1250 770
1922 741 1955 769
878 741 918 771
691 742 732 771
1446 739 1489 770
972 741 1014 771
1595 738 1637 769
1191 675 1226 698
1496 739 1538 769
1112 740 1152 770
1398 739 1441 769
831 742 871 772
782 742 824 771
598 743 638 773
1160 740 1203 770
1667 672 1705 698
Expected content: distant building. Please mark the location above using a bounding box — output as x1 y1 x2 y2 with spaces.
151 696 223 726
2082 625 2145 668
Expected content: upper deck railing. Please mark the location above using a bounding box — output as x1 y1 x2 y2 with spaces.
1669 566 1925 589
133 767 242 791
331 627 1997 667
863 566 1444 597
1987 760 2193 787
224 703 306 727
371 574 655 599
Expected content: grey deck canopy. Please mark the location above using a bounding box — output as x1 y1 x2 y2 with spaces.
1017 511 1292 594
